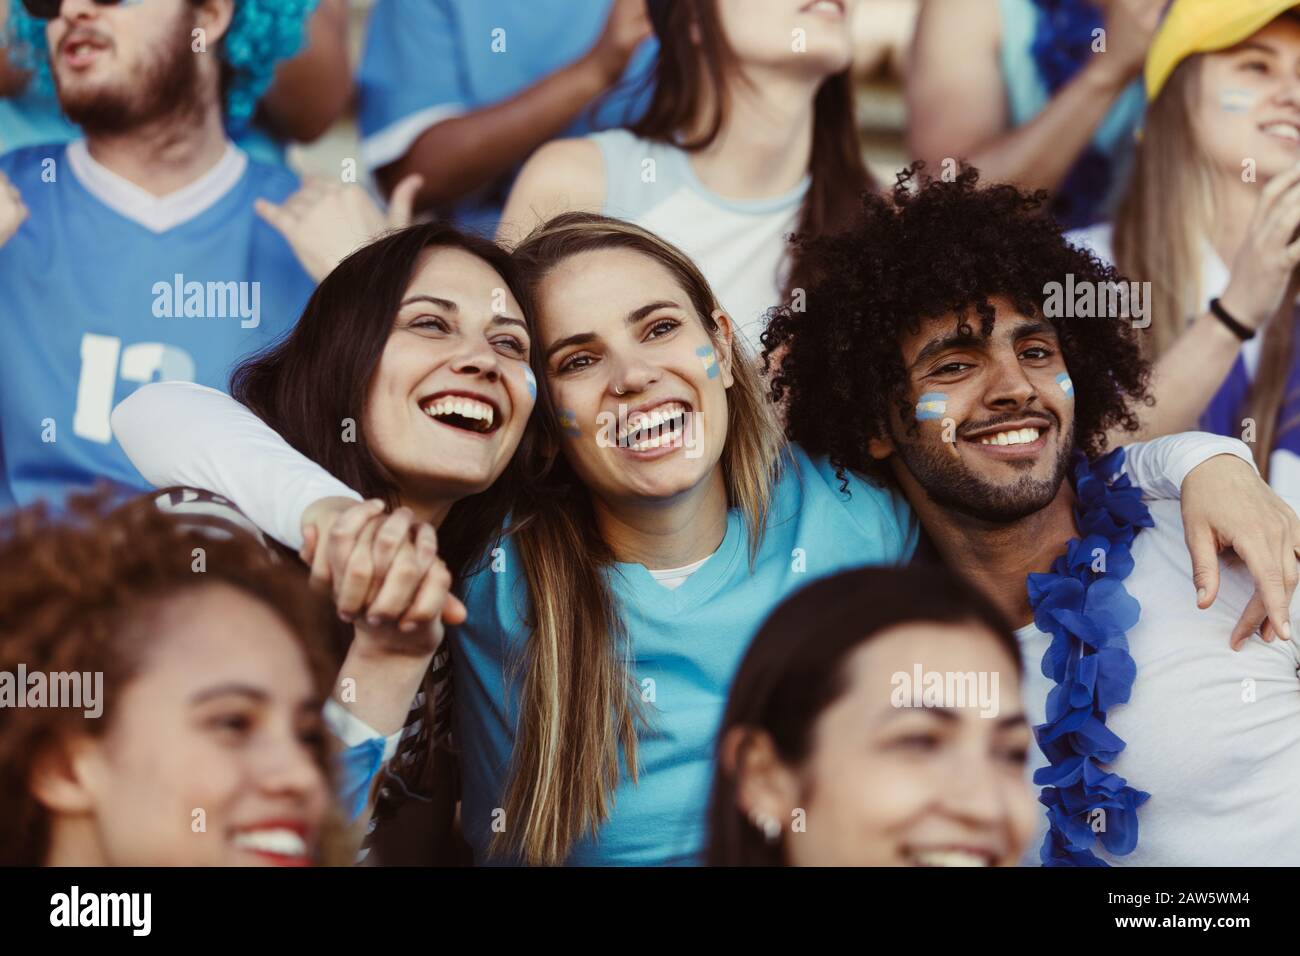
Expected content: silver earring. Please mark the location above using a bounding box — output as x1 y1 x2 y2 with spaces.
751 811 781 845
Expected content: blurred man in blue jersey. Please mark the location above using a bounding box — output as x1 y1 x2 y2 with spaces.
0 0 320 509
1 0 353 163
359 0 658 235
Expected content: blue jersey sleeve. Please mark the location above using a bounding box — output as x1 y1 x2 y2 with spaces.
357 0 469 170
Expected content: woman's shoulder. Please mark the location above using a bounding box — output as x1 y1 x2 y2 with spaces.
775 445 918 561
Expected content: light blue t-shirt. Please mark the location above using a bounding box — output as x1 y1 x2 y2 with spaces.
453 444 919 865
357 0 658 236
0 141 316 509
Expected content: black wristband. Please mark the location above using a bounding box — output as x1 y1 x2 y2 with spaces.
1209 298 1256 342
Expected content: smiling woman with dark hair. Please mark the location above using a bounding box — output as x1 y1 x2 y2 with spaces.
708 563 1034 867
113 221 540 862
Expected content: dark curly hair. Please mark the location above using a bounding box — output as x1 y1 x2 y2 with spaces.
764 165 1152 485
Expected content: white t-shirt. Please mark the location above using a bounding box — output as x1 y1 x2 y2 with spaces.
1017 497 1300 866
647 553 713 591
590 129 807 352
1067 224 1300 494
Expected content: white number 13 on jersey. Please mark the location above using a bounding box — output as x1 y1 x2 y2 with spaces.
73 333 196 443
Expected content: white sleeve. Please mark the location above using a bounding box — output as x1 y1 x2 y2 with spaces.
1119 432 1258 500
323 698 404 764
111 382 363 550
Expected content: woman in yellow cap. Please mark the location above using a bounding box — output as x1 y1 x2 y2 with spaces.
1072 0 1300 494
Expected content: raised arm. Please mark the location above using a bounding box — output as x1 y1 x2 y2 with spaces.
370 0 649 213
111 381 360 550
906 0 1157 196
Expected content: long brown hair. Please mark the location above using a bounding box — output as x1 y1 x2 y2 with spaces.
230 223 538 832
1113 56 1298 478
496 213 786 864
630 0 875 299
231 222 531 576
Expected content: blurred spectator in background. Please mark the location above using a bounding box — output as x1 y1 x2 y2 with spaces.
707 565 1034 867
498 0 874 350
850 0 916 81
0 0 320 509
1072 0 1300 495
907 0 1162 229
0 489 343 866
360 0 657 235
1 0 353 163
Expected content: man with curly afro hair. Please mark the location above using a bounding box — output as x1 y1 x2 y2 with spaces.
0 0 325 510
765 167 1300 867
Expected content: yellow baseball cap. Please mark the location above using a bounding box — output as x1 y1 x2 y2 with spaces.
1146 0 1300 101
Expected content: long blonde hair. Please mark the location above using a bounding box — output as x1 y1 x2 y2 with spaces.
1113 57 1297 478
495 213 785 865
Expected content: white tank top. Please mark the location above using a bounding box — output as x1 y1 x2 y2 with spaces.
589 128 809 353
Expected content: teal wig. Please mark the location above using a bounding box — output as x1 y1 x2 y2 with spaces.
5 0 318 123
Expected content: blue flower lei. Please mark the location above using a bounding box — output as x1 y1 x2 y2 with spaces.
1026 447 1154 866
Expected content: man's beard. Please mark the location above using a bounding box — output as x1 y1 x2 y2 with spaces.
56 12 206 135
892 417 1076 524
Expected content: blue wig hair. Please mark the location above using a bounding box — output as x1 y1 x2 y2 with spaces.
5 0 318 123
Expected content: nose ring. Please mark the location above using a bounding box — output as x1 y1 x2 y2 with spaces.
614 385 626 396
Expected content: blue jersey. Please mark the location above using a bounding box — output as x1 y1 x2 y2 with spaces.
357 0 658 235
0 141 315 509
454 445 919 865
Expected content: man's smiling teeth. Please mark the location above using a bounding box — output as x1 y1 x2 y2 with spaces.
232 828 308 857
906 848 993 867
620 402 687 449
1263 122 1300 142
978 427 1040 446
422 396 495 431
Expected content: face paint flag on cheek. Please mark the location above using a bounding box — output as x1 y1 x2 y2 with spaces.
523 365 537 401
1056 372 1074 398
696 345 720 379
1219 89 1256 113
916 393 947 421
559 409 581 437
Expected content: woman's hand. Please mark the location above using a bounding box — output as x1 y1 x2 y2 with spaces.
1180 455 1300 649
255 173 423 282
299 497 468 635
1218 163 1300 332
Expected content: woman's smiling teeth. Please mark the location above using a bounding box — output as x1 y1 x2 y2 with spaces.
1262 121 1300 143
421 395 497 433
619 402 688 451
904 847 995 867
231 828 309 859
978 427 1040 447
